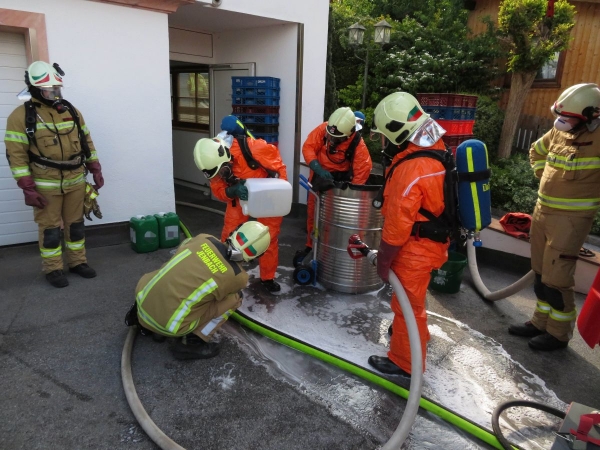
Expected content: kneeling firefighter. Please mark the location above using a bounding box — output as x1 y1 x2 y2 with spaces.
125 221 271 360
4 61 104 288
509 83 600 351
368 92 451 377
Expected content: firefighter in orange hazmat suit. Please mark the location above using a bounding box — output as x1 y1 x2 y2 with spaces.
125 221 271 360
299 107 372 255
368 92 449 377
509 83 600 351
194 116 287 293
4 61 103 288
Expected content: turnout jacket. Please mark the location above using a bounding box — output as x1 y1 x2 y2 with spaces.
135 234 248 337
530 126 600 218
4 102 98 193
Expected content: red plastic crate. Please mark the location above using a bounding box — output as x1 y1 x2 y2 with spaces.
438 120 475 135
442 134 474 147
417 93 464 107
462 95 478 108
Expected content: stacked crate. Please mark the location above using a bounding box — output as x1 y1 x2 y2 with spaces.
231 76 281 145
416 93 478 155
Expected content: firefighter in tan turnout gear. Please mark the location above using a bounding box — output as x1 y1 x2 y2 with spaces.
4 61 104 288
509 83 600 351
126 221 270 360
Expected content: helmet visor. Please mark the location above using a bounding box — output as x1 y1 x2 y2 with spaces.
201 166 219 179
326 133 349 146
40 86 63 101
326 124 347 138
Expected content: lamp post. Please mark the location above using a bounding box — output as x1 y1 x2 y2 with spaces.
348 20 392 109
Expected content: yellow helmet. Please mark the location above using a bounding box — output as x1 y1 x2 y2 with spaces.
326 107 357 137
193 137 231 179
228 221 271 262
371 92 429 145
551 83 600 122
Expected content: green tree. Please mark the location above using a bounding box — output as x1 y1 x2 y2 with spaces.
496 0 575 159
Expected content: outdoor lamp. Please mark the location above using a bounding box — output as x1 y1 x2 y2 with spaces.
348 22 366 46
373 20 392 45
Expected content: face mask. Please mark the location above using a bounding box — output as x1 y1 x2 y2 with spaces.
216 130 234 149
554 117 576 132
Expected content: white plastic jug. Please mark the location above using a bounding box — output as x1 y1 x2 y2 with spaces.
240 178 293 218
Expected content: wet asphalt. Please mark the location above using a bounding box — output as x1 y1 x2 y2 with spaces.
1 187 599 450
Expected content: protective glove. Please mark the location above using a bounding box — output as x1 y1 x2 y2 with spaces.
309 160 333 180
225 179 248 201
86 161 104 190
17 176 48 209
84 182 102 221
376 239 402 283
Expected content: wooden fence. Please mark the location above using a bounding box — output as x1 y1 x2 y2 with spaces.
513 115 554 151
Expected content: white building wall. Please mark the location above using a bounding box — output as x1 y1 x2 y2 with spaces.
1 0 175 225
213 24 298 174
205 0 330 149
172 0 329 183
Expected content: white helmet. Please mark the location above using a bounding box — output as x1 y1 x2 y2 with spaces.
326 107 357 138
26 61 64 102
371 92 430 145
551 83 600 123
193 137 231 179
228 221 271 262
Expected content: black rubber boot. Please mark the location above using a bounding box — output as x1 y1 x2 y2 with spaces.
69 263 97 279
367 356 411 377
261 279 281 293
293 247 312 267
139 325 167 343
528 333 569 351
508 321 544 337
171 334 220 360
46 270 69 288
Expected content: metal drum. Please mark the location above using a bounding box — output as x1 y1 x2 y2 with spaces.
316 184 383 294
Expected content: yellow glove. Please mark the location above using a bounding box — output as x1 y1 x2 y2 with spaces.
84 182 102 221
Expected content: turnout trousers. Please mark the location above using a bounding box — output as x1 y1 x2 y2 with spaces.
33 184 87 274
530 204 593 341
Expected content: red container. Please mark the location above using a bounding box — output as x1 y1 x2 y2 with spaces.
417 93 465 107
462 95 478 108
438 120 475 135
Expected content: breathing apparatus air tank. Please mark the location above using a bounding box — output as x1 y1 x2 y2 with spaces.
455 139 492 234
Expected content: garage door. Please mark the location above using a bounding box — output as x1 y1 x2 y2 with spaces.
0 31 37 246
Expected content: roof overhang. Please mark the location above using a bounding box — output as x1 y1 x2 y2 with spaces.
90 0 195 14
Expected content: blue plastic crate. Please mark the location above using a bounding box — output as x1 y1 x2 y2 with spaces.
232 96 280 106
231 76 281 88
460 108 477 120
254 133 279 143
424 106 463 120
236 114 279 125
233 86 281 97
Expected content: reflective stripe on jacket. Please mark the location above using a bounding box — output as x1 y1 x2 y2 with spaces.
4 102 98 193
529 127 600 217
135 234 248 337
